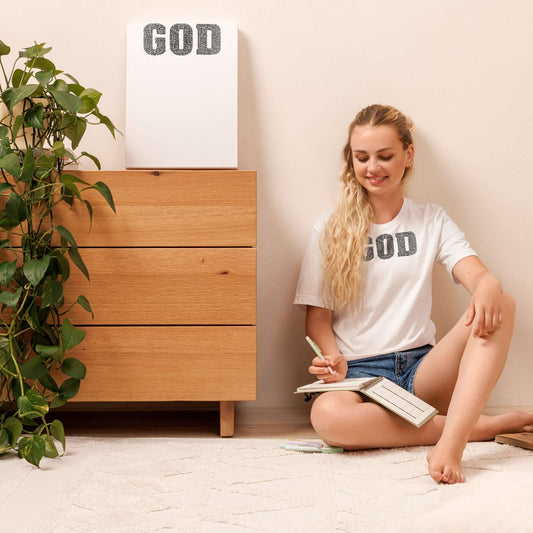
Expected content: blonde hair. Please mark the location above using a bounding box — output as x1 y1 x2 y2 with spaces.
320 104 414 310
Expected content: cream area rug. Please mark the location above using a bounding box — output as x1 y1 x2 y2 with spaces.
1 437 532 533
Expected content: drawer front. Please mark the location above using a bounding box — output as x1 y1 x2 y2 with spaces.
65 326 256 402
52 170 257 247
64 248 256 325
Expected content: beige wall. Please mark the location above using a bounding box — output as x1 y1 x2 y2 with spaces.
4 0 532 413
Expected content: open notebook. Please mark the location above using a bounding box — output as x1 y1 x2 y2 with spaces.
296 377 438 428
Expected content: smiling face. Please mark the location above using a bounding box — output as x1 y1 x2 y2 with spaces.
350 124 414 200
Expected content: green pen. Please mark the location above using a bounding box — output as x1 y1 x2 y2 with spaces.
305 336 334 375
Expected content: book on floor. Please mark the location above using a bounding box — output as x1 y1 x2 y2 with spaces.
295 377 438 428
280 440 344 453
495 432 533 450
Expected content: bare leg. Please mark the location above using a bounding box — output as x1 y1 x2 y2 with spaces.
310 294 533 483
311 391 533 450
416 293 516 483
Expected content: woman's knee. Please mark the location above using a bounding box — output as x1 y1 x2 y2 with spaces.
310 391 362 436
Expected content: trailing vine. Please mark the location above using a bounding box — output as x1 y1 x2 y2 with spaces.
0 40 116 466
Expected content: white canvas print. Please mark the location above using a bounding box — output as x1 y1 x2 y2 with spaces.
126 22 238 169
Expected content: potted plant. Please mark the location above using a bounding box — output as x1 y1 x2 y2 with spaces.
0 40 117 466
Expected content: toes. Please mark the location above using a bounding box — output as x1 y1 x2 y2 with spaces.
428 465 443 483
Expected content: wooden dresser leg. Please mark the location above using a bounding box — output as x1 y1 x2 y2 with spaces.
220 401 235 437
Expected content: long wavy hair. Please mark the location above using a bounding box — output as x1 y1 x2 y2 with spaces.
320 104 414 311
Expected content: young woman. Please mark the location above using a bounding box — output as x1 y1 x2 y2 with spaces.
294 104 533 484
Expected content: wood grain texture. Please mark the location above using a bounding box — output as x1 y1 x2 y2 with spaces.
2 170 257 426
219 401 235 437
64 326 256 402
64 248 256 325
52 170 256 247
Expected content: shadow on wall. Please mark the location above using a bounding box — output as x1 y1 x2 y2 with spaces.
236 31 312 414
407 130 472 340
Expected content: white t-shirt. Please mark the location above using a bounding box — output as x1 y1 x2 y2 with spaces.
293 197 477 360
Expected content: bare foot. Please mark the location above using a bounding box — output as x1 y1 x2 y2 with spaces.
426 442 465 484
427 411 533 484
477 410 533 440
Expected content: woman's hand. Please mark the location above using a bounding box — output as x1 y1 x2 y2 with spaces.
452 257 505 338
465 272 504 337
308 352 348 383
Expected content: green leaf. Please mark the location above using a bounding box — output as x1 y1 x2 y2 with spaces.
39 372 59 393
41 279 63 307
0 182 13 194
17 389 49 418
64 116 87 150
77 295 94 318
43 435 59 458
0 287 22 308
94 111 117 138
0 436 9 454
54 253 70 282
68 246 90 280
12 69 32 88
78 88 102 114
0 260 17 285
3 416 23 446
83 199 94 231
68 83 84 96
48 88 82 114
24 104 44 130
20 146 36 183
35 344 62 361
92 181 116 213
59 175 82 201
50 396 67 409
35 153 55 170
81 88 102 106
25 300 43 334
18 435 46 467
0 40 10 56
1 84 39 111
5 191 27 223
35 69 54 86
26 57 56 71
50 419 65 450
0 343 9 370
59 377 80 400
55 225 78 248
61 318 85 351
52 141 65 158
20 356 47 379
21 43 52 59
0 428 11 453
50 78 68 91
0 153 21 179
23 255 51 286
62 357 86 379
80 151 101 170
12 115 24 138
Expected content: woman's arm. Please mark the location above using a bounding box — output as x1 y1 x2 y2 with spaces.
305 305 347 382
452 255 504 338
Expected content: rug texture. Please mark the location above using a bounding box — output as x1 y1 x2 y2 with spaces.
1 437 532 533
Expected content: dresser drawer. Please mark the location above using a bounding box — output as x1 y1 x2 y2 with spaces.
64 248 256 325
52 170 256 247
64 326 256 402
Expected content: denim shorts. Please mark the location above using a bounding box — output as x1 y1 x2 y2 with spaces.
345 344 433 394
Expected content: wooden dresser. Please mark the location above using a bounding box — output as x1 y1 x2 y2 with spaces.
55 170 257 436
